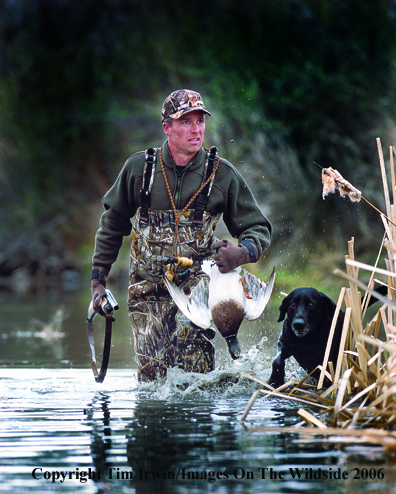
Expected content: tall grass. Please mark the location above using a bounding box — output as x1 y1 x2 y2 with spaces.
241 139 396 451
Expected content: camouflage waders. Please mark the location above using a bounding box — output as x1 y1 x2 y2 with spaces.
128 208 221 381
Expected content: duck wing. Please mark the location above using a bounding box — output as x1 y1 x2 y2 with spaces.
164 277 212 329
242 266 276 320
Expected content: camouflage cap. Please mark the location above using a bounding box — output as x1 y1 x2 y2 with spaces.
161 89 212 122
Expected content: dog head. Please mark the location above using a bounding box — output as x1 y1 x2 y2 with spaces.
278 287 336 337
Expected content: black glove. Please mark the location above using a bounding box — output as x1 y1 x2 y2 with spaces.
91 268 108 310
211 240 250 274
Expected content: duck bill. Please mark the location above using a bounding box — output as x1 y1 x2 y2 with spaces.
224 334 242 360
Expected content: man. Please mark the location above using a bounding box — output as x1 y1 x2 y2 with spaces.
91 89 272 381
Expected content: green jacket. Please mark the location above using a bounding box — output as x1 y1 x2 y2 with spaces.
93 141 272 270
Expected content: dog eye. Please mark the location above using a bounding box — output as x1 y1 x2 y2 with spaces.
290 302 296 308
308 302 315 308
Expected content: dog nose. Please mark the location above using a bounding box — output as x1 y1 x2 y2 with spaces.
292 319 306 335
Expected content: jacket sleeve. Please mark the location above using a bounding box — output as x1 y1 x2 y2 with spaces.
92 208 132 271
222 164 272 259
91 155 140 270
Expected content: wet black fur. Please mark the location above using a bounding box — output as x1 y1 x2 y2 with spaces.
268 287 344 388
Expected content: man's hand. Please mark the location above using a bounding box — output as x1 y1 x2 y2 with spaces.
212 240 250 273
91 267 108 310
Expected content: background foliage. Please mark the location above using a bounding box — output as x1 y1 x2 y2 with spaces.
1 0 396 292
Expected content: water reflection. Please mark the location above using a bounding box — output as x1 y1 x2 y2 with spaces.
86 394 227 493
125 400 218 493
82 384 396 494
84 391 281 493
0 369 395 494
86 394 113 487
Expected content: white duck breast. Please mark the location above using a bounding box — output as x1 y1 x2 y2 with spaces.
164 261 275 359
207 267 247 338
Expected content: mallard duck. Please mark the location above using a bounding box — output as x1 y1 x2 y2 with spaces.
165 261 275 359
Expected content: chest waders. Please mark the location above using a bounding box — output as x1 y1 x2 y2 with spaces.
128 147 221 381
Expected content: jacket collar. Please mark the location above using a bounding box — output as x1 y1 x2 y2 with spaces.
161 140 206 171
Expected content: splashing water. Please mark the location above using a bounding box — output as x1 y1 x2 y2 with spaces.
137 336 305 402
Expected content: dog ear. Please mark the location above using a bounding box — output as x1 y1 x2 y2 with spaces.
320 292 337 318
278 294 291 322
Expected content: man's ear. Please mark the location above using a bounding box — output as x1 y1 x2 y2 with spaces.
162 120 172 137
162 123 170 136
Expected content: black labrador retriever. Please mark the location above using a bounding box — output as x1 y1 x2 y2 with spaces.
268 285 387 387
268 287 344 388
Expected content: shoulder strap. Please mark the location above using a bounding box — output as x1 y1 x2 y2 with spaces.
192 146 219 226
139 148 157 223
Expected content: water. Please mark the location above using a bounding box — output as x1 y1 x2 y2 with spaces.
1 292 395 493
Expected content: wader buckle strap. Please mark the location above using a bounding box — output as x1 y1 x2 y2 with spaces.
86 289 119 383
87 313 115 383
139 147 157 223
192 146 218 226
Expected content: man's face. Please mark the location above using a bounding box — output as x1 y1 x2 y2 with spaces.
163 110 206 158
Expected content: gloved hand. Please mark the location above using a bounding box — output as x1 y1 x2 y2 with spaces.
91 267 108 311
212 240 250 273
